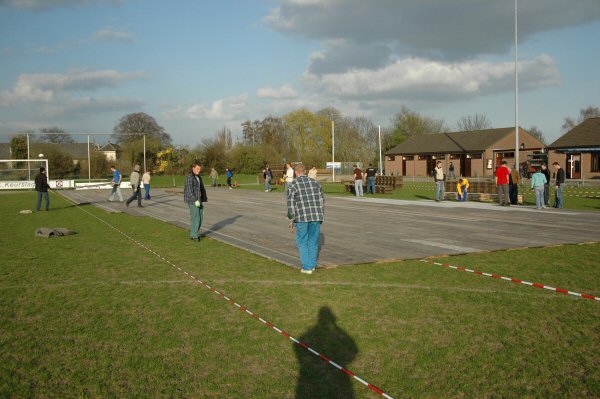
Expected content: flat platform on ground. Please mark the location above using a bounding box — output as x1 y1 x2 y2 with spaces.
61 187 600 268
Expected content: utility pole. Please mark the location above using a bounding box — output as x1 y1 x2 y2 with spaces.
514 0 520 168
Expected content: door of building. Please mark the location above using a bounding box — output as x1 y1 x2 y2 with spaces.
460 155 472 177
402 158 407 176
567 154 581 179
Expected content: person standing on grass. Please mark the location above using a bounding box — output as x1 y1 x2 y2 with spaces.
457 177 469 202
184 161 208 241
287 164 324 274
509 164 522 205
434 161 445 202
210 167 218 187
541 163 551 207
365 163 378 194
495 161 511 206
353 164 364 197
108 165 123 202
553 162 565 208
34 167 50 211
226 168 234 189
530 167 547 210
142 170 152 200
263 164 273 192
125 164 143 208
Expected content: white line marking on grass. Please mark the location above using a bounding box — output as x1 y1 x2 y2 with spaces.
403 239 480 253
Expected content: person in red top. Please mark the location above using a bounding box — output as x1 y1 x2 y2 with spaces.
495 160 511 206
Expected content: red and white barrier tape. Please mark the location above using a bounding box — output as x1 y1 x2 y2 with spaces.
420 259 599 302
56 192 395 399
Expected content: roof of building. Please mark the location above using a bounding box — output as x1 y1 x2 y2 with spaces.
99 142 121 152
30 142 93 159
547 117 600 149
385 127 528 155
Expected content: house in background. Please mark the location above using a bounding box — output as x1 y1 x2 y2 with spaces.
385 127 545 178
98 142 121 162
547 117 600 179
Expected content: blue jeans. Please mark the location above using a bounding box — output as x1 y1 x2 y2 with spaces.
555 184 564 208
435 181 445 201
458 186 468 201
109 185 123 201
534 186 545 209
36 191 49 211
144 184 151 199
295 221 321 270
354 180 363 196
188 203 204 239
265 177 271 191
366 176 377 194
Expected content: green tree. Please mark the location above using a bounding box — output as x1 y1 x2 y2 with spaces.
390 106 447 146
229 145 265 174
10 134 29 161
283 108 330 166
90 151 110 178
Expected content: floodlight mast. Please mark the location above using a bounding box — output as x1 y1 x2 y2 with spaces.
331 120 335 183
515 0 520 169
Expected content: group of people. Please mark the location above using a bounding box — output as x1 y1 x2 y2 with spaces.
352 164 379 197
495 161 565 209
432 160 566 209
207 167 235 189
108 165 152 207
182 161 325 274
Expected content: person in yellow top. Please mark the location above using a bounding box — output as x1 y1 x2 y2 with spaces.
457 177 469 201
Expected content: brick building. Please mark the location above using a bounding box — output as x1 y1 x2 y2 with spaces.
547 117 600 179
385 127 544 178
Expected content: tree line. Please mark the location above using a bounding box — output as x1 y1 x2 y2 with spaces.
7 106 599 178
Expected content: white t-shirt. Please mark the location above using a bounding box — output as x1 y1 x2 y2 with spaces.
286 167 294 183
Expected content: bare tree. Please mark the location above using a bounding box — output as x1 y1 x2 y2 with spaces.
562 105 600 132
39 127 74 143
526 126 546 145
112 112 172 147
455 113 492 131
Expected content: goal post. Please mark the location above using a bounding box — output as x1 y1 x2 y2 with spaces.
0 159 49 190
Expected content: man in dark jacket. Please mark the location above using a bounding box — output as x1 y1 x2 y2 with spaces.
34 167 50 211
184 161 208 241
553 162 566 208
540 163 551 207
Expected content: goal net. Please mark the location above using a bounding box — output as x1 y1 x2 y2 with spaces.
0 159 49 190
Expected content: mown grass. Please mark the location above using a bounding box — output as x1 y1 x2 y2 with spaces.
2 191 598 398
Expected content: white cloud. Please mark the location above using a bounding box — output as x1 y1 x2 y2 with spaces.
93 27 135 42
0 68 145 118
304 54 560 101
185 94 249 120
1 69 145 105
256 84 298 99
265 0 600 65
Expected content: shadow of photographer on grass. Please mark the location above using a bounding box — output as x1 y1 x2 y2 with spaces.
294 307 358 399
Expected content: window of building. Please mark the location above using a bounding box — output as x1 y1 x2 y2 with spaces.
387 156 395 161
468 153 483 159
403 156 414 160
449 154 460 159
592 153 600 172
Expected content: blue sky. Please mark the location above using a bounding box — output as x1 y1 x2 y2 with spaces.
1 0 599 146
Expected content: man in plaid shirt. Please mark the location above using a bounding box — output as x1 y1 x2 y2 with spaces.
287 164 324 274
184 161 208 241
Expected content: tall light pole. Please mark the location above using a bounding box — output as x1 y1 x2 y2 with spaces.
331 120 335 183
378 125 383 175
514 0 520 169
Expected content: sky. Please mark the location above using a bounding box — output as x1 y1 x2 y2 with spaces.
1 0 599 146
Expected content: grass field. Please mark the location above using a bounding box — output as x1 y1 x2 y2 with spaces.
3 191 598 398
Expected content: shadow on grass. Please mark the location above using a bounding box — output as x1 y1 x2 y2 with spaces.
295 307 357 399
415 194 433 200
